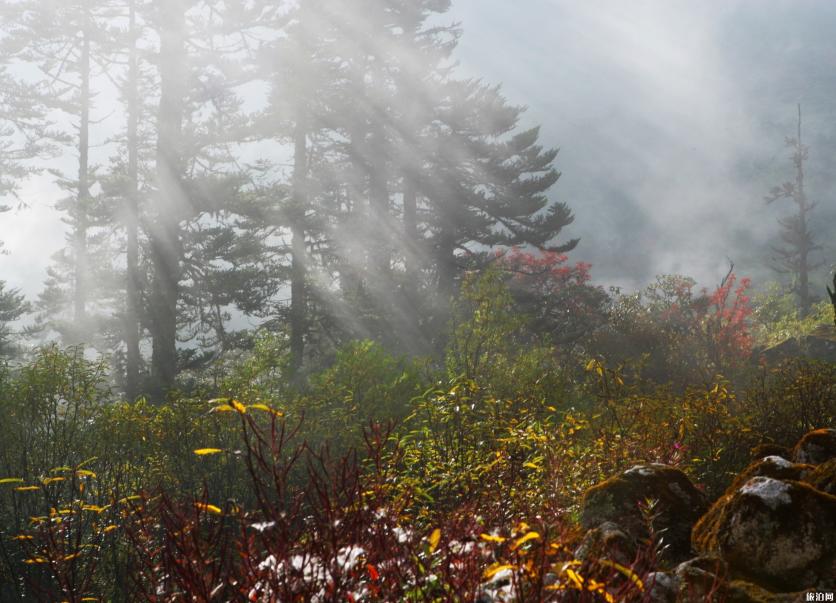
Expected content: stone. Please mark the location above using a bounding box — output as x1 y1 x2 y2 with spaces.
792 428 836 465
749 443 791 462
803 458 836 495
726 456 812 494
581 464 708 565
692 476 836 591
574 521 636 566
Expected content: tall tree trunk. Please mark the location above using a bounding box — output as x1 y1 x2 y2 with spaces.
402 175 418 287
436 225 456 301
367 123 390 279
73 21 91 335
289 116 308 374
795 104 811 317
149 0 186 398
125 0 141 399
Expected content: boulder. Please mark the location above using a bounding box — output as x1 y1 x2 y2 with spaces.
791 428 836 465
726 456 812 493
581 464 707 565
646 557 814 602
749 443 791 462
693 476 836 591
573 520 635 566
671 556 728 601
803 458 836 495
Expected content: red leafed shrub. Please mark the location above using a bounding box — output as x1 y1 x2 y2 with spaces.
592 271 753 385
118 403 648 602
495 247 609 351
702 273 753 368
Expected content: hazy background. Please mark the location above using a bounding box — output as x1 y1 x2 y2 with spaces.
3 0 835 297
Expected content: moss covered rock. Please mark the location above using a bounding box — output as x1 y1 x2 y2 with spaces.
573 520 635 566
726 456 813 493
644 557 808 602
792 428 836 465
581 464 707 565
803 458 836 495
749 443 791 462
693 476 836 591
724 580 811 603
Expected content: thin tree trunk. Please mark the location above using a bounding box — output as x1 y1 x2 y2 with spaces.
125 0 141 399
795 104 811 317
368 123 390 279
402 175 418 287
149 0 186 398
289 116 308 374
73 22 91 334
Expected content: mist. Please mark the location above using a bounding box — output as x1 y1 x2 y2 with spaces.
0 0 833 382
2 3 836 599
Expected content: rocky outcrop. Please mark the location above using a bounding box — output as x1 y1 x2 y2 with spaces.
580 463 708 565
580 428 836 602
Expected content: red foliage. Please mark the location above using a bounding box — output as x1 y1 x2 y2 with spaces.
703 273 753 366
495 247 608 347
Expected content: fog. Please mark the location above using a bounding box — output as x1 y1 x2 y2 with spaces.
2 1 835 297
0 0 831 392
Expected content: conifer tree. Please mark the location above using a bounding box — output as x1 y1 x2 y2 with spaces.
766 104 822 317
1 0 122 342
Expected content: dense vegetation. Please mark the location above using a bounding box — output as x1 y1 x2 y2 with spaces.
0 265 834 600
0 0 833 600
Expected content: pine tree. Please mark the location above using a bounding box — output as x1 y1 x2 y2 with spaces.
766 104 822 317
0 67 50 359
422 79 577 312
143 0 276 396
1 0 123 342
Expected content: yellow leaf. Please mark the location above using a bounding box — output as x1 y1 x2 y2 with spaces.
249 403 283 416
211 405 236 413
102 525 118 534
42 477 65 485
427 528 441 553
512 531 541 550
598 559 644 591
194 502 222 515
479 533 507 544
24 558 48 564
483 563 515 580
12 534 33 540
63 552 81 561
14 486 40 492
522 461 541 470
587 579 615 602
194 448 224 456
75 470 97 479
81 505 107 514
566 568 584 589
230 399 247 413
0 478 24 485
